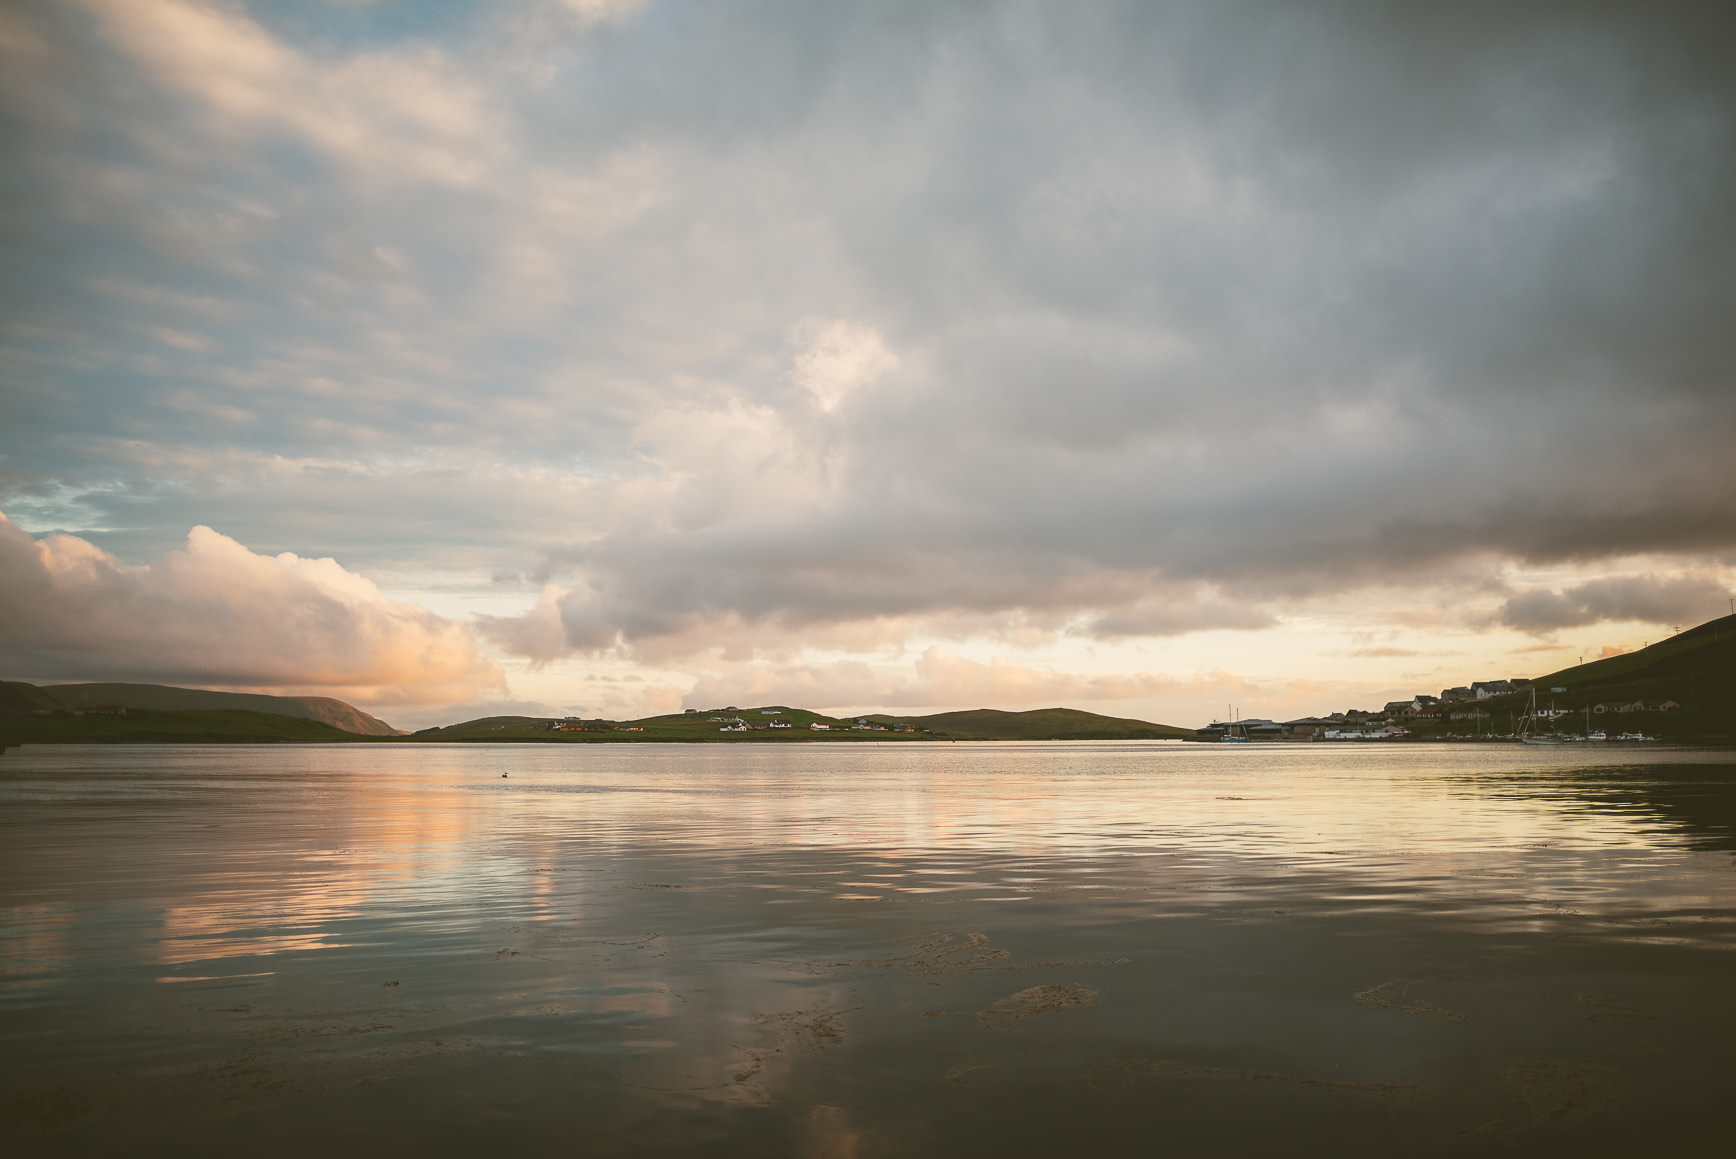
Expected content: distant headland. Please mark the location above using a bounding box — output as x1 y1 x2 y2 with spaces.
0 686 1192 746
4 615 1731 748
1199 614 1735 744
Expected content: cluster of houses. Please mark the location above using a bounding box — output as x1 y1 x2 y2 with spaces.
531 706 928 735
1197 678 1682 742
843 718 908 732
700 707 787 732
709 711 794 732
690 707 915 734
547 718 643 733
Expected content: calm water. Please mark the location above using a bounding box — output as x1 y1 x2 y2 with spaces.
3 742 1736 1156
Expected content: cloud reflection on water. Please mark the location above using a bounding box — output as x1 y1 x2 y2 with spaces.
3 743 1736 1152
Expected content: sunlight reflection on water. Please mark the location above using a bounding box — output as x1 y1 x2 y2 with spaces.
3 742 1735 1156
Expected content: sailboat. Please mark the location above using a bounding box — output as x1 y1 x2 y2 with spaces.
1221 707 1250 743
1520 687 1564 745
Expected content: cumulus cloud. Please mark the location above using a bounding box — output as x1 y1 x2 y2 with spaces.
0 513 503 704
1500 574 1732 634
2 0 1735 685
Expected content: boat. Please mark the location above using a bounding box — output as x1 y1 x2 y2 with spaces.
1519 687 1564 745
1220 707 1250 743
1575 703 1610 741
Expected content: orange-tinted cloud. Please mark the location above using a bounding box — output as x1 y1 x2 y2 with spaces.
0 513 502 704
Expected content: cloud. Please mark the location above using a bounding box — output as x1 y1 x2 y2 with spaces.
475 583 606 662
2 0 1735 671
388 695 563 733
0 512 503 704
1499 573 1731 634
478 540 1283 661
85 0 497 187
1084 599 1275 639
682 645 1255 713
788 318 900 412
555 0 646 28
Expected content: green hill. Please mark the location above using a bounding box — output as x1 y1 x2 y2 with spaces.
29 682 400 735
1412 615 1736 741
408 704 1189 742
0 707 364 745
865 707 1192 741
1527 614 1735 739
409 715 557 739
1531 614 1735 694
0 681 66 718
407 705 926 742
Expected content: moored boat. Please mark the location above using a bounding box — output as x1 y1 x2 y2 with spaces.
1517 687 1563 744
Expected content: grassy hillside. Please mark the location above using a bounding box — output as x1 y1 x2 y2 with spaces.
0 708 366 745
408 705 932 742
39 682 401 735
409 715 559 739
0 680 66 718
1531 615 1735 693
866 707 1192 740
1410 615 1736 741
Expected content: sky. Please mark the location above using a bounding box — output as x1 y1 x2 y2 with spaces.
2 0 1734 731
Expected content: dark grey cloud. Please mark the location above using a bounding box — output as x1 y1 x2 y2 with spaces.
2 0 1734 663
1500 574 1732 634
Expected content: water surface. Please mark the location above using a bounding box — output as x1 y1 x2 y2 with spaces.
4 742 1735 1155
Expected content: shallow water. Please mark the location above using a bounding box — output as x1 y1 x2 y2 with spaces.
3 741 1735 1156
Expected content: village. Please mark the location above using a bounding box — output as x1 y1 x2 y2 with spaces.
1197 678 1682 742
547 707 923 735
538 683 1688 744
